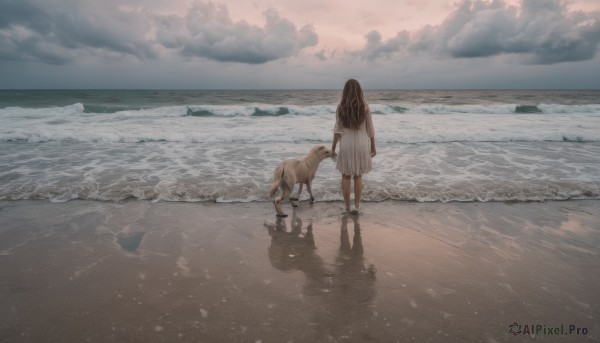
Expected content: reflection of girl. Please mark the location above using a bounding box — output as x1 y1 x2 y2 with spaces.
331 79 376 214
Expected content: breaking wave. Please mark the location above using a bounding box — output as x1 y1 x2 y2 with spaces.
2 102 600 144
3 102 600 117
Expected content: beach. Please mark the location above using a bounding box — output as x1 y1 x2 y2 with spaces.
1 89 599 341
3 0 600 340
1 199 598 342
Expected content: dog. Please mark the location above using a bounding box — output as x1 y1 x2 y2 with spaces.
269 145 332 217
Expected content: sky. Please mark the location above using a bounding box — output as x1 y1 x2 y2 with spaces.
1 0 600 89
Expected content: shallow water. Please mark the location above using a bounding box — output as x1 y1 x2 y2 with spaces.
1 89 599 202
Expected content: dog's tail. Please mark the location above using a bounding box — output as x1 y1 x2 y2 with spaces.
269 165 285 198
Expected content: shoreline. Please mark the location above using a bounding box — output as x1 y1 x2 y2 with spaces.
2 196 599 205
1 199 599 342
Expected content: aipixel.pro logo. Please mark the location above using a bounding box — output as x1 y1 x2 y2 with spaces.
509 322 589 336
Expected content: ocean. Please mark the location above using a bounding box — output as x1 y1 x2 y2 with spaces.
1 89 599 203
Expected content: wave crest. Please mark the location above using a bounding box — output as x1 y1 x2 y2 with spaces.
3 102 600 117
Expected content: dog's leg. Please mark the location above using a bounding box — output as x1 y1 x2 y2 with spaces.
288 184 299 208
275 184 291 217
289 183 302 206
306 181 315 202
274 199 288 217
273 199 284 217
290 183 302 200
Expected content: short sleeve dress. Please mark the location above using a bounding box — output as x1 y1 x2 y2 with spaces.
333 105 375 176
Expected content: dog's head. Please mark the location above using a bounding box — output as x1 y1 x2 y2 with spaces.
313 145 332 160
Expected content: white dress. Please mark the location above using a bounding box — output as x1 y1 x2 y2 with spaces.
333 106 375 175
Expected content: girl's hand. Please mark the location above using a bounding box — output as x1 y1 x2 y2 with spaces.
371 150 376 158
331 151 337 158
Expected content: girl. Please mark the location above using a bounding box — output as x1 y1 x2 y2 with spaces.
331 79 376 214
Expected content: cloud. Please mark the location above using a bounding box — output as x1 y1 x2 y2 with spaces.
359 30 411 61
357 0 600 64
0 0 157 64
155 2 318 64
0 0 318 65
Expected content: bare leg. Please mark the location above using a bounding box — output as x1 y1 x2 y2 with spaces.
353 175 363 210
342 174 351 211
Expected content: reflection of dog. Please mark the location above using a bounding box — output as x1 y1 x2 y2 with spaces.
264 211 325 276
269 145 332 217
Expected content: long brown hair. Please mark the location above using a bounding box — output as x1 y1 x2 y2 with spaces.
336 79 367 129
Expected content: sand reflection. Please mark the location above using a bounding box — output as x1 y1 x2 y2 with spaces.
265 210 377 338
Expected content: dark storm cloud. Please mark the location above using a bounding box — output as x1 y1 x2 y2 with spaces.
0 0 157 64
0 0 318 65
155 2 318 64
359 0 600 64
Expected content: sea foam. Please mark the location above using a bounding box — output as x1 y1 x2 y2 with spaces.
1 141 599 203
1 98 599 203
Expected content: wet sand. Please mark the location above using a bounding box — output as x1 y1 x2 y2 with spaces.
0 200 599 342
